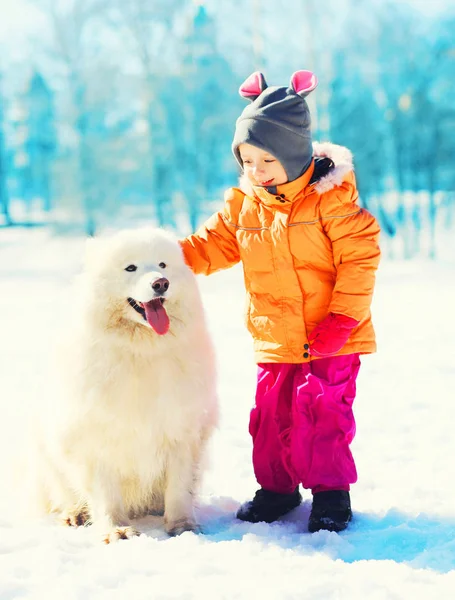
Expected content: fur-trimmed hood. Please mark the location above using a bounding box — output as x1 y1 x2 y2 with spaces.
239 142 354 197
311 142 353 194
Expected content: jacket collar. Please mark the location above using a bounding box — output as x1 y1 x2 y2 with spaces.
248 160 315 208
239 142 354 206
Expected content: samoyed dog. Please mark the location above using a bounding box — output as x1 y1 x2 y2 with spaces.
30 227 218 543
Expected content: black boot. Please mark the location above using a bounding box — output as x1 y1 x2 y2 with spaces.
308 490 352 533
236 487 302 524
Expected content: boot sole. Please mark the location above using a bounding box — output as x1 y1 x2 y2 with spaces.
308 513 352 533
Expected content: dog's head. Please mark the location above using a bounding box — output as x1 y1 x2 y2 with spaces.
83 227 199 336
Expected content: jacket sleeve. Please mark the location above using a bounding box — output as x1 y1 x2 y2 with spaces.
179 188 242 275
319 175 381 322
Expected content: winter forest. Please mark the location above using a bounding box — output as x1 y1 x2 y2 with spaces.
0 0 454 258
1 1 455 599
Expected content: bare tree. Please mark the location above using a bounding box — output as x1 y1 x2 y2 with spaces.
106 0 186 227
31 0 116 234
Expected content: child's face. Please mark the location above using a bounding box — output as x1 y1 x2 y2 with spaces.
238 143 288 187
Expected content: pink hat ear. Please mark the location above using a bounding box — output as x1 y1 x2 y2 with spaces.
290 70 318 98
239 71 268 101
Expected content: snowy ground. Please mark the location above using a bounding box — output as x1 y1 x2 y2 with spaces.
0 227 454 599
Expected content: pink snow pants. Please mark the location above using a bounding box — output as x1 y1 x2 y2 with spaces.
249 354 361 494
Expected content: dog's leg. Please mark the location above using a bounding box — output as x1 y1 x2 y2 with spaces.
87 467 140 543
163 443 200 536
191 423 213 493
29 446 84 525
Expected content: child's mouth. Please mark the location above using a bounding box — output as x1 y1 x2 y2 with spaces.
259 178 274 186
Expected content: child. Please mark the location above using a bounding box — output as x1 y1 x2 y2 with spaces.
179 70 381 533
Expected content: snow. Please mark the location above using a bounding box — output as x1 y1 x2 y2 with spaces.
0 227 455 599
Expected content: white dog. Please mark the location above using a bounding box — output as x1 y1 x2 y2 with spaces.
30 227 218 543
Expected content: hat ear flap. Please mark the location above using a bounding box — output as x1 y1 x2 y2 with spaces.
239 71 268 101
290 70 318 98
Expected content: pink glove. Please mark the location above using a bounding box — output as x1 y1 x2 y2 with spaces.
308 312 359 357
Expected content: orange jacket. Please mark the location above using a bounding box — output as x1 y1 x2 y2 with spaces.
180 143 381 363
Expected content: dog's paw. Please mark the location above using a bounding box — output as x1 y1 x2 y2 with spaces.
103 526 140 544
60 507 90 528
165 518 200 537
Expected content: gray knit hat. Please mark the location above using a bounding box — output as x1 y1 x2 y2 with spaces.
232 71 318 183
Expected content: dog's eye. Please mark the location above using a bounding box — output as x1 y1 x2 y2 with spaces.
159 262 166 269
125 265 137 272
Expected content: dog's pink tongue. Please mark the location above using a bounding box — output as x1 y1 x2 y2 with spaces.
143 299 170 335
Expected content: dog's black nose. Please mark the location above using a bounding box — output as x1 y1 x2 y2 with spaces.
151 277 169 294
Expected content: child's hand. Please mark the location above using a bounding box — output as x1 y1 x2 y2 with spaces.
308 313 359 357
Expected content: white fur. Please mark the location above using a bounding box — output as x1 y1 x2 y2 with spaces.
311 142 354 194
29 227 218 542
